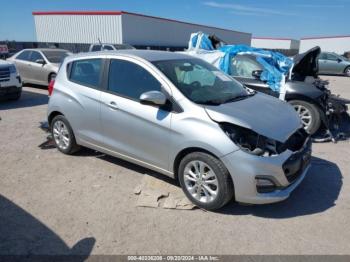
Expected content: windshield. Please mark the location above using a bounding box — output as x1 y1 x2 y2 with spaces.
153 58 249 105
42 50 71 63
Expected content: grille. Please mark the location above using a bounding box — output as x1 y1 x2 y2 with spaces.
283 139 312 183
0 67 10 82
278 128 308 153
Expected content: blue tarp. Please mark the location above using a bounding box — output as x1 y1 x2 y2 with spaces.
188 32 294 92
190 33 214 51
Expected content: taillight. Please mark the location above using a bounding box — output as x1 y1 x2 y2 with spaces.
48 80 55 96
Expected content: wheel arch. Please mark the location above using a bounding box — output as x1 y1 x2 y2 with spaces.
48 72 57 83
173 147 222 181
48 111 64 127
285 94 325 115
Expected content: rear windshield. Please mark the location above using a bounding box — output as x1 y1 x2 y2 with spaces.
42 50 71 64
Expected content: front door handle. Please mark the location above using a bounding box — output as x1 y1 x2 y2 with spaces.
108 101 119 110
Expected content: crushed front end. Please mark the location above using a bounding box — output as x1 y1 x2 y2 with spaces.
312 79 349 142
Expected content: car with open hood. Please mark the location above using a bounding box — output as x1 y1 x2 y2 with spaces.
47 50 311 210
184 33 348 137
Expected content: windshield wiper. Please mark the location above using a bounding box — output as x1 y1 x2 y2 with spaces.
197 100 223 106
222 92 255 104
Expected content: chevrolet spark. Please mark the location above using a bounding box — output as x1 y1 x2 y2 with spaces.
48 50 312 210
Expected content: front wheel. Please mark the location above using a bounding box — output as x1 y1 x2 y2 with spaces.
289 100 321 135
48 73 57 83
178 152 234 210
344 67 350 77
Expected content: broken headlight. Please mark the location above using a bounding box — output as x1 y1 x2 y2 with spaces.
220 123 283 157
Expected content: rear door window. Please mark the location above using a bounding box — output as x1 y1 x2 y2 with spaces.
325 53 338 61
69 59 103 89
16 50 31 61
103 45 114 51
107 59 161 100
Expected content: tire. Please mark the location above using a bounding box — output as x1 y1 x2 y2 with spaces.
289 100 321 135
51 115 80 154
10 92 21 101
344 66 350 77
178 152 234 210
48 73 57 83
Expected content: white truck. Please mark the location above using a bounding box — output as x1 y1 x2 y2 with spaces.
0 60 22 100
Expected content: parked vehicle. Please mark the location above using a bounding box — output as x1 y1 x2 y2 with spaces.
0 60 22 100
47 50 311 210
230 49 340 135
7 48 72 86
343 51 350 60
318 52 350 77
89 43 135 52
0 44 9 60
184 33 348 137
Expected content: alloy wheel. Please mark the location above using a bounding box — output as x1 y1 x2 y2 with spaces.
293 104 312 130
183 160 219 203
53 120 70 150
345 68 350 77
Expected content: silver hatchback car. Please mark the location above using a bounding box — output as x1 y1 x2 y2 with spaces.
48 50 312 210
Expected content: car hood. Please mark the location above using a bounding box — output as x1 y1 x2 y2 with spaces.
292 46 321 79
204 93 302 142
0 59 13 66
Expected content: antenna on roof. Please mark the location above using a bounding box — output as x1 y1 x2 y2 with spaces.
98 38 102 45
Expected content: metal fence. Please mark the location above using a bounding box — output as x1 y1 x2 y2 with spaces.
0 41 186 57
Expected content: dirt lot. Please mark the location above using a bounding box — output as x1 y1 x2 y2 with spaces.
0 76 349 255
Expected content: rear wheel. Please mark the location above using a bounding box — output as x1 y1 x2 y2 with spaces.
178 152 234 210
289 100 321 135
51 115 80 154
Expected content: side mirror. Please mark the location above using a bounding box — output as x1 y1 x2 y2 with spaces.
35 59 46 65
140 91 167 106
337 58 342 63
252 70 263 79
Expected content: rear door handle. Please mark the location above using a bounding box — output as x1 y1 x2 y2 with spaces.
108 101 119 110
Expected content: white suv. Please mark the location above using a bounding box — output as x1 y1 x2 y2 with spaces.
0 60 22 100
89 43 135 52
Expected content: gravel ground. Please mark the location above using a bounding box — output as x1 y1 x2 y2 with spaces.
0 76 349 255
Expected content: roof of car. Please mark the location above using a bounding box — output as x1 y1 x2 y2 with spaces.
21 48 69 52
70 50 193 62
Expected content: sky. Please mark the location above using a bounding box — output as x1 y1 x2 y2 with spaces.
0 0 349 41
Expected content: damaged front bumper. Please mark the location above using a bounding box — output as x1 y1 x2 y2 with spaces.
221 137 312 204
327 95 349 115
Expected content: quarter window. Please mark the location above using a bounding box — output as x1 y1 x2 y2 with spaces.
16 51 31 61
108 59 161 100
69 59 102 88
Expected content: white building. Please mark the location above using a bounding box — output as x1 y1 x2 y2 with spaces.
251 37 300 55
299 35 350 54
33 11 251 48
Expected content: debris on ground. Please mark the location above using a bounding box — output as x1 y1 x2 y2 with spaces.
134 175 196 210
